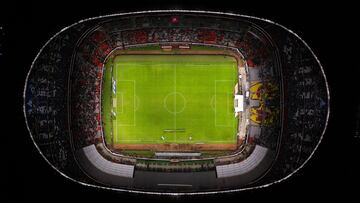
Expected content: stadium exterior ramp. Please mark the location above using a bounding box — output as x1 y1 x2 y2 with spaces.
23 10 329 194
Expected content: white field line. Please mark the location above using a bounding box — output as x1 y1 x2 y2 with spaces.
117 80 136 126
115 65 118 143
115 139 234 143
214 80 216 127
233 63 237 141
174 63 177 142
134 79 136 126
119 93 123 113
115 121 117 143
215 80 233 127
116 63 236 143
125 64 222 68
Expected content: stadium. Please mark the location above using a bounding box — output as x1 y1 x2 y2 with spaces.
23 10 329 194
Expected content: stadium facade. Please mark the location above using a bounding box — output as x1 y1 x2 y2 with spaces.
23 10 329 194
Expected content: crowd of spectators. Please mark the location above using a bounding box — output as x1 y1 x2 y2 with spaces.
71 30 113 149
24 29 92 180
136 159 215 172
25 13 327 176
266 35 329 177
25 14 281 175
68 14 281 170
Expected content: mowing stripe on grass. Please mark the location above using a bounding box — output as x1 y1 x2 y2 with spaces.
103 54 238 145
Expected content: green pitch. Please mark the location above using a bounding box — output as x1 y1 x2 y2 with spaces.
102 55 238 145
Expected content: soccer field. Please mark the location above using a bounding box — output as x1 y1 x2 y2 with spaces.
102 55 238 146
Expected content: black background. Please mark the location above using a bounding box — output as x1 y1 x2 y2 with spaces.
2 1 359 202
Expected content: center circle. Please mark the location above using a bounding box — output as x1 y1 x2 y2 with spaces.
163 92 186 114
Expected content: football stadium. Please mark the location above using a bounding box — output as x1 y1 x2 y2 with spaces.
24 10 329 194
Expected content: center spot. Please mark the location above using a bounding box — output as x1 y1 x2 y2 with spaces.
164 92 186 114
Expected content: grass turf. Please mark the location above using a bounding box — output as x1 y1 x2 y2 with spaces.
102 55 238 145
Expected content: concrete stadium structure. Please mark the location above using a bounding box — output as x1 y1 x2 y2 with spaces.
23 10 329 194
